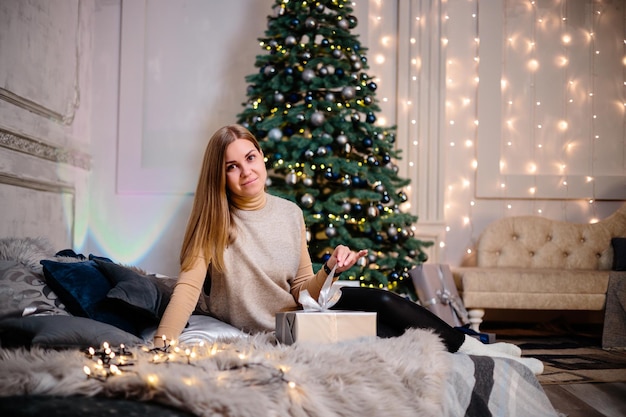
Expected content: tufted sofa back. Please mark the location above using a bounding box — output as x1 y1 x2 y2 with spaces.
476 204 626 270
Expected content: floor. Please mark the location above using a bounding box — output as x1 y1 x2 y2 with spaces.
483 321 626 417
542 382 626 417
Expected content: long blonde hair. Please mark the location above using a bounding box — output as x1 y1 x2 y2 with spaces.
180 124 262 272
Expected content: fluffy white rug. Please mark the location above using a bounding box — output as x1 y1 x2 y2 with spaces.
0 329 449 417
0 237 56 273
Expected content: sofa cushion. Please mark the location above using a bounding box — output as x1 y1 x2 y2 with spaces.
476 216 614 270
456 267 610 310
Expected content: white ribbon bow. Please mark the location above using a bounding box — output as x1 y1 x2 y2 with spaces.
298 264 341 311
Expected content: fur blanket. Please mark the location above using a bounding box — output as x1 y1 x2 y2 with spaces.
0 329 450 417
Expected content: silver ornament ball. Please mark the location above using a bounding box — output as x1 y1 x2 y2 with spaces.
302 68 316 83
300 193 315 208
268 127 283 141
286 171 297 185
310 111 326 126
342 86 356 100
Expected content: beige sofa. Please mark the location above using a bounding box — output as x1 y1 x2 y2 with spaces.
453 204 626 331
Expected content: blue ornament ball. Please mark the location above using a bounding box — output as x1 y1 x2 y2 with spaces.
366 113 376 123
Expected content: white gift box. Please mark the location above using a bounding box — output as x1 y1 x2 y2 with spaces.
275 310 377 345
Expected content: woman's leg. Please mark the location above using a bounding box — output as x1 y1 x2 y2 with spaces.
332 287 544 374
331 287 465 352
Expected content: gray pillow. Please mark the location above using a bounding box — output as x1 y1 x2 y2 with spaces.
0 315 143 348
0 260 68 320
93 258 174 320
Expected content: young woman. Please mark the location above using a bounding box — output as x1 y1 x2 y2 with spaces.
155 124 543 374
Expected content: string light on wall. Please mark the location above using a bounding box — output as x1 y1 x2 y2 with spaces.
496 0 623 224
373 0 621 266
438 0 481 263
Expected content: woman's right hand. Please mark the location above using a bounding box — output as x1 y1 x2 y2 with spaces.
327 245 368 274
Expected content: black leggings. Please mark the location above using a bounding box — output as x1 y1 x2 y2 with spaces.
331 287 465 352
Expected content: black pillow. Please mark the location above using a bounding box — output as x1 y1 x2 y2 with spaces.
40 260 137 335
0 315 143 349
93 259 173 321
612 238 626 271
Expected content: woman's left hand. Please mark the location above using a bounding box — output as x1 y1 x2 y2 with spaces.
328 245 368 273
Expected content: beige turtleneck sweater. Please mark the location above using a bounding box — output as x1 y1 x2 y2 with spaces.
154 193 332 343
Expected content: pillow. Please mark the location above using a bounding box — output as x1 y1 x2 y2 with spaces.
93 259 173 321
0 260 69 320
142 314 247 346
177 314 247 345
0 315 142 349
40 260 137 335
612 238 626 271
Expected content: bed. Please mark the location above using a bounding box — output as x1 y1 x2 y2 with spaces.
0 237 559 417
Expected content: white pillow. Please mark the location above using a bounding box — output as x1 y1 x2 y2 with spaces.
142 314 247 346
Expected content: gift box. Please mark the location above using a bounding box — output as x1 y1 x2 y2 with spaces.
409 264 470 327
275 310 377 345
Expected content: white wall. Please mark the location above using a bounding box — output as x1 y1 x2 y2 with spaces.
87 0 624 277
0 0 93 250
89 0 278 274
89 0 393 275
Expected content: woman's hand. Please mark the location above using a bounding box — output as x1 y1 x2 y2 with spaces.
327 245 368 274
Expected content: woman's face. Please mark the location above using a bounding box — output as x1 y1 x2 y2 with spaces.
224 138 267 199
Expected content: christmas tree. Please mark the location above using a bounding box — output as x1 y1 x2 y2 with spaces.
237 0 432 297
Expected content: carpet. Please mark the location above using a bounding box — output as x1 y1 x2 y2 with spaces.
505 336 626 385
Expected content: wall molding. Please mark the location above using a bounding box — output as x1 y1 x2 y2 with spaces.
0 88 70 125
0 128 90 170
0 1 82 126
0 171 74 194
